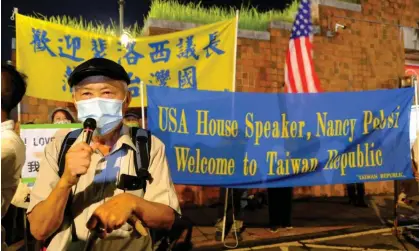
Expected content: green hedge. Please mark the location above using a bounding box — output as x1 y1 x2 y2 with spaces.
33 0 361 35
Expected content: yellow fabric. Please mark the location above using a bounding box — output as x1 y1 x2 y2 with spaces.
16 14 237 107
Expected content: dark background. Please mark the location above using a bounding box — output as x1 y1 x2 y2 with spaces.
1 0 293 62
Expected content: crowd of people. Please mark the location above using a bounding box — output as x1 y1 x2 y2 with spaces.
1 58 419 251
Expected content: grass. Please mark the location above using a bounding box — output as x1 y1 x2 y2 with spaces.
32 0 361 35
32 13 143 37
147 0 299 31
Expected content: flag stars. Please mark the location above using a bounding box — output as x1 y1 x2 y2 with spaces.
290 0 313 39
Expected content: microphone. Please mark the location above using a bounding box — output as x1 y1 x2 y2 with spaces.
82 118 96 145
77 118 96 178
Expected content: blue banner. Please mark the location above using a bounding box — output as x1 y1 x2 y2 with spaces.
147 86 414 188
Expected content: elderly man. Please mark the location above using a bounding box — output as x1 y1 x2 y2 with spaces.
27 58 181 251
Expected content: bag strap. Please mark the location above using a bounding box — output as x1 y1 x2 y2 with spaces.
130 127 152 192
58 129 82 177
58 129 82 242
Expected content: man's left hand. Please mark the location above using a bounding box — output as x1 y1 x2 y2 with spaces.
86 193 136 238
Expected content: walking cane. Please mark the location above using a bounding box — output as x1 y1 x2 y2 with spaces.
82 215 148 251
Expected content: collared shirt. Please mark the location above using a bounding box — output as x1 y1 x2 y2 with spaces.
1 120 26 218
27 125 180 251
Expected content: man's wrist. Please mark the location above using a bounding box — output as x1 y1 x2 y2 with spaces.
127 193 144 217
56 178 74 190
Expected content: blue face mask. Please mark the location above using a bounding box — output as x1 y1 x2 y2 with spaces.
76 97 124 135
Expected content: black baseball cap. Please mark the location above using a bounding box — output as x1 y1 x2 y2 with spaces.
68 58 131 88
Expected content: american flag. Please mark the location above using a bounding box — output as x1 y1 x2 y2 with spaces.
284 0 322 93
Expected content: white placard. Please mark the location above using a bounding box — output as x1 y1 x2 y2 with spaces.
20 124 81 185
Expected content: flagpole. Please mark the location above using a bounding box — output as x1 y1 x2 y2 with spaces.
140 81 146 129
221 10 239 244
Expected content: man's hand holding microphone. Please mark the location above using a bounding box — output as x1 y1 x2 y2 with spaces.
61 118 96 187
61 143 94 187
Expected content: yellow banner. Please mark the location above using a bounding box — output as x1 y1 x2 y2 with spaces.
16 14 236 107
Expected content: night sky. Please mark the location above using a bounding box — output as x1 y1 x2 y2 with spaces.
1 0 293 62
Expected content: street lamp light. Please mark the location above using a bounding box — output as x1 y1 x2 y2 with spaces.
118 0 132 48
120 31 131 47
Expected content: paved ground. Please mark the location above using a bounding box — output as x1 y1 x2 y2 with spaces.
9 195 418 251
173 195 418 250
227 227 419 250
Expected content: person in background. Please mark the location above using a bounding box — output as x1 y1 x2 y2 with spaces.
50 107 75 124
267 187 293 232
347 183 368 207
1 63 27 248
123 112 140 128
398 133 419 210
410 135 419 183
123 109 147 129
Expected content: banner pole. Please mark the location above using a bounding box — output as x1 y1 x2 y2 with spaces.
414 81 419 146
11 8 21 123
140 81 146 129
10 7 17 21
415 81 419 192
222 10 239 243
232 10 239 92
